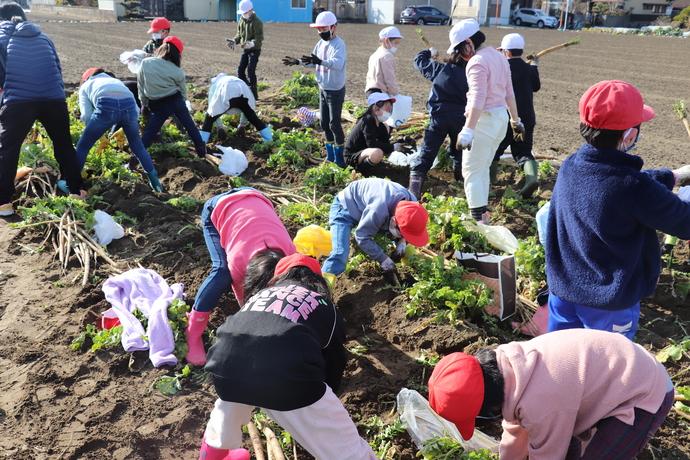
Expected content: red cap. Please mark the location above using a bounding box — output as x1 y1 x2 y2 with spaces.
81 67 101 83
148 17 171 33
163 36 184 55
274 254 322 277
579 80 655 130
428 353 485 441
394 201 428 247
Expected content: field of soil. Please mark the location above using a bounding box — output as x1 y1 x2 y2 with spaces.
1 12 690 460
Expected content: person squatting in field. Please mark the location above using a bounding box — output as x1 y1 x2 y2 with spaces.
225 0 263 104
185 187 296 366
428 329 674 460
546 80 690 340
198 253 378 460
365 26 403 98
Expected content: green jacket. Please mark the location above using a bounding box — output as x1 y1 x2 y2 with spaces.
233 13 263 50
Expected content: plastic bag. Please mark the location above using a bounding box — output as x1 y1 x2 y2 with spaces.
397 388 499 453
215 146 248 176
463 217 519 254
92 210 125 246
385 94 412 128
293 225 332 258
387 147 439 170
119 49 147 74
535 201 550 246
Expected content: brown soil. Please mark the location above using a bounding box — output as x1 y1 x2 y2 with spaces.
1 13 690 460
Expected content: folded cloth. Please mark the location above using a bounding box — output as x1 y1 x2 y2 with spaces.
297 107 318 126
102 268 185 367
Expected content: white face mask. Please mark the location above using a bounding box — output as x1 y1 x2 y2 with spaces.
152 33 162 40
389 46 398 53
242 12 252 19
377 110 391 123
389 220 402 238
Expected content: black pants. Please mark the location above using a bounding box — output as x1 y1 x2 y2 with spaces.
238 49 261 88
493 123 535 167
0 101 84 203
201 96 266 132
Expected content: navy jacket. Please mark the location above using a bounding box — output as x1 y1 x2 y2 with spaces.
413 49 467 120
0 20 65 105
507 58 540 126
546 142 690 310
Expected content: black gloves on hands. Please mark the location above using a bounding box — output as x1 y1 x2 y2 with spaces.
301 53 322 66
282 56 300 66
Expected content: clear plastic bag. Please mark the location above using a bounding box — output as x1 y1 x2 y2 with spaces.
463 217 519 254
397 388 499 453
119 49 147 74
215 146 248 176
92 210 125 246
293 225 332 258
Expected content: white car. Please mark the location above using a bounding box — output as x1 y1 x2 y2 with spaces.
512 8 559 28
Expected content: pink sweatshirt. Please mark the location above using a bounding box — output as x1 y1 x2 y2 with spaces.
211 190 296 303
465 46 515 114
366 46 399 96
496 329 670 460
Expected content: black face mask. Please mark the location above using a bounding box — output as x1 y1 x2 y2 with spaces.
319 29 332 41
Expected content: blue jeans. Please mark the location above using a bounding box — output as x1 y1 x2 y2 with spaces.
319 86 346 145
548 292 641 340
141 94 203 148
194 187 255 312
322 197 358 275
76 96 155 173
412 115 464 176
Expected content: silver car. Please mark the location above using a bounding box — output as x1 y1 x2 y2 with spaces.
512 8 559 28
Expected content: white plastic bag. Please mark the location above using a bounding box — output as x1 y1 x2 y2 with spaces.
215 145 248 176
92 210 125 246
119 49 147 74
535 201 550 246
385 94 412 128
397 388 499 453
387 147 439 170
463 217 519 254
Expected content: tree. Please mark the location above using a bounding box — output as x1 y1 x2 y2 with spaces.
674 5 690 27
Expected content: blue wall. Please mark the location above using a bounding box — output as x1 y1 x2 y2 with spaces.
243 0 313 22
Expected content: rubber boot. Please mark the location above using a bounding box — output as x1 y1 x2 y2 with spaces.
199 438 229 460
489 161 499 184
408 174 425 200
322 272 336 296
325 142 335 162
199 131 211 143
259 126 273 142
185 309 211 366
57 180 70 194
519 159 540 198
146 170 164 192
334 144 346 168
227 449 251 460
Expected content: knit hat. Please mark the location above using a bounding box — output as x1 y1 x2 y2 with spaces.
428 353 485 441
237 0 253 14
367 92 396 107
310 11 337 27
579 80 655 130
148 17 171 33
163 36 184 55
447 18 480 54
274 254 322 277
0 2 26 21
394 201 429 247
498 33 524 51
379 26 403 40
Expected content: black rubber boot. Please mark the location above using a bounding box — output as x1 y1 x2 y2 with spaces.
519 160 540 198
408 174 425 200
490 161 499 184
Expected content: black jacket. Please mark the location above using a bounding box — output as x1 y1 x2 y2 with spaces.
344 112 393 162
507 58 540 126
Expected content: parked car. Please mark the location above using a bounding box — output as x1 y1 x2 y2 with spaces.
400 5 452 25
512 8 559 28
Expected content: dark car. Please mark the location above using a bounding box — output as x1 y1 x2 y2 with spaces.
400 5 451 25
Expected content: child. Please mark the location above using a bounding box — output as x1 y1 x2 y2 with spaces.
185 187 295 366
225 0 263 103
546 80 690 339
143 17 170 56
75 68 163 192
408 45 469 199
198 254 378 460
137 36 206 157
282 11 347 167
365 26 403 97
427 329 674 459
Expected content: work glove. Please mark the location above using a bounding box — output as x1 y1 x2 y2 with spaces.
146 170 164 192
679 185 690 202
530 56 539 66
393 143 414 154
674 165 690 185
282 56 300 66
456 126 474 151
241 41 255 49
301 53 323 66
429 47 438 59
185 100 193 112
511 118 525 142
141 106 151 118
226 38 236 50
380 257 400 286
390 241 407 263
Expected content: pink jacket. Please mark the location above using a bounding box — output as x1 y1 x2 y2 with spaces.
465 46 515 114
366 46 399 96
211 190 296 303
496 329 670 460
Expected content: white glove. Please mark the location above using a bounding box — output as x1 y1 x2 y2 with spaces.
530 56 539 66
678 185 690 202
241 41 255 49
226 38 236 50
429 47 438 59
674 165 690 184
185 100 193 112
380 257 396 272
456 126 474 151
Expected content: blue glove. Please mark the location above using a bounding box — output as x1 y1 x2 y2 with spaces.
147 170 164 192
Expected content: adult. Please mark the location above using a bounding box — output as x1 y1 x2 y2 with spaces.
546 80 690 339
428 329 674 459
408 46 469 199
282 11 347 167
75 68 163 192
225 0 263 104
143 17 170 56
365 26 403 97
493 33 541 198
0 2 86 216
185 187 296 366
137 36 206 157
450 19 523 224
199 254 378 460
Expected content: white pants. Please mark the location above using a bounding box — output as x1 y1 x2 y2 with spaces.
204 386 377 460
462 109 509 209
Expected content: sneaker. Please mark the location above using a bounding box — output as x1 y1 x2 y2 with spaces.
0 202 13 216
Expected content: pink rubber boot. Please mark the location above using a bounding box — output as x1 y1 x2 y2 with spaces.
185 310 211 366
199 438 229 460
226 448 250 460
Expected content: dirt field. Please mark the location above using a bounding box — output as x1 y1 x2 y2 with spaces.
1 12 690 460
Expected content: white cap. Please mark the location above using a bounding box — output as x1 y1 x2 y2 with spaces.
367 92 396 106
237 0 253 14
499 33 525 50
379 26 403 40
310 11 337 27
447 18 480 54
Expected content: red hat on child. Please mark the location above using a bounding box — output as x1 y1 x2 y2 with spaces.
163 36 184 55
274 254 322 277
81 68 101 83
579 80 655 130
394 201 429 247
428 353 485 441
148 17 171 33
